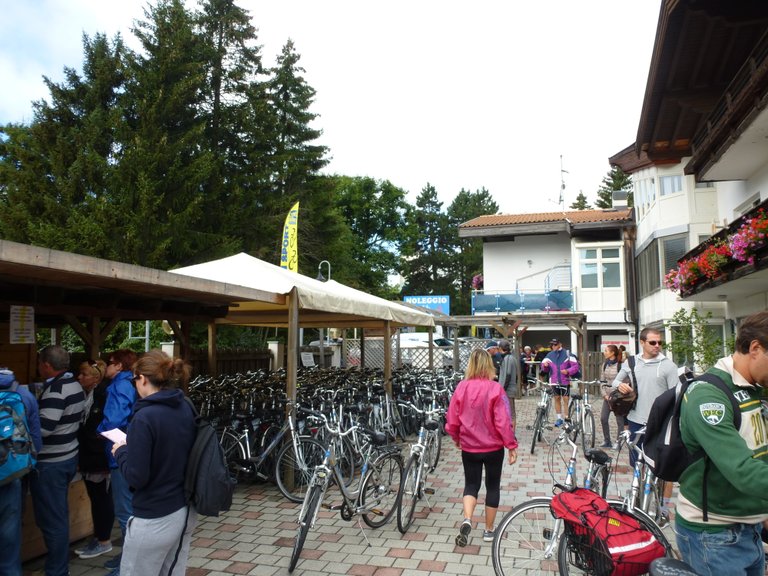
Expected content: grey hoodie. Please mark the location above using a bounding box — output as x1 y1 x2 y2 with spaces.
611 353 678 424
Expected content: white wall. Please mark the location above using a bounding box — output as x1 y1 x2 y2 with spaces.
483 233 571 292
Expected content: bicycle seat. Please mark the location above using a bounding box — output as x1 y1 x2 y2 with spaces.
424 419 440 432
649 557 699 576
571 393 583 401
584 448 611 465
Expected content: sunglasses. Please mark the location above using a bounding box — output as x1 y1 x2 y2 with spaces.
644 340 663 346
130 374 140 385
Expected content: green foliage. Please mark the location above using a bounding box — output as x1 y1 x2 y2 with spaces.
595 166 633 209
664 308 728 371
569 191 591 210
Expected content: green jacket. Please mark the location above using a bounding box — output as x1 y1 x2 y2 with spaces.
677 357 768 531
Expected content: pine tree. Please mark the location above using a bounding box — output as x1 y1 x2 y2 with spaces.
570 191 591 210
595 166 633 208
0 32 130 256
400 184 454 298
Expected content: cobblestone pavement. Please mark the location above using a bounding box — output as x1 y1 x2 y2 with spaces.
24 393 677 576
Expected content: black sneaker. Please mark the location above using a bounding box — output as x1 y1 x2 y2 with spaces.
455 518 472 547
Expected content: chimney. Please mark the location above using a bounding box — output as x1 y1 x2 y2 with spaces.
612 191 628 208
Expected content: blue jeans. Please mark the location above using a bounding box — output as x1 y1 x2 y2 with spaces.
675 520 765 576
0 479 23 576
30 456 78 576
627 419 644 468
111 467 133 535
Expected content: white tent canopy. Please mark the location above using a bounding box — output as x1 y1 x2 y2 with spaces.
171 253 435 329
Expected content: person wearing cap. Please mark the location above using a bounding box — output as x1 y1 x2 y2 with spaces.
539 339 580 427
0 368 41 576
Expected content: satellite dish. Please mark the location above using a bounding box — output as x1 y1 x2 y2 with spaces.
161 320 174 335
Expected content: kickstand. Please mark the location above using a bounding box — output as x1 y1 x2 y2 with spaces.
356 517 372 547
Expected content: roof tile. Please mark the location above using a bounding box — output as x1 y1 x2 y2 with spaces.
460 208 633 228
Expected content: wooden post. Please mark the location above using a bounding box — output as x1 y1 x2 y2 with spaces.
383 321 392 396
207 322 217 376
286 288 299 404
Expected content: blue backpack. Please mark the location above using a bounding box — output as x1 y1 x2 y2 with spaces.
0 373 36 486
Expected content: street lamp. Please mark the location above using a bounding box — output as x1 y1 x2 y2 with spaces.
316 260 331 282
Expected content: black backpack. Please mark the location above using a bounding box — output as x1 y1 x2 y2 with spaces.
183 397 236 517
642 371 739 520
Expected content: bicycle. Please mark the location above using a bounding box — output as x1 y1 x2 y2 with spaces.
395 402 443 533
491 422 672 576
528 378 556 454
288 409 403 573
219 401 325 503
616 427 668 527
567 380 598 452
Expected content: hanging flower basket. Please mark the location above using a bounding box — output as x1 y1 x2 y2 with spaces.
665 207 768 295
471 274 484 290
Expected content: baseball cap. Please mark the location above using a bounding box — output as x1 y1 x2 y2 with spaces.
549 338 561 345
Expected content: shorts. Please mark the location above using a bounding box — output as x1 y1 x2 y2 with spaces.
551 385 570 396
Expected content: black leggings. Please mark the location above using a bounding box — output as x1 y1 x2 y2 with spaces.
84 477 115 542
461 448 505 508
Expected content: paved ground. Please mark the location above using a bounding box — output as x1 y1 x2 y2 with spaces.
23 394 676 576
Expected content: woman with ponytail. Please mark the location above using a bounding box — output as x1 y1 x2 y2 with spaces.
111 350 196 576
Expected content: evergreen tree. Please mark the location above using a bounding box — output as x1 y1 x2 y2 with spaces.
0 33 130 255
400 184 454 299
569 191 591 210
595 166 633 208
447 188 499 315
116 0 234 268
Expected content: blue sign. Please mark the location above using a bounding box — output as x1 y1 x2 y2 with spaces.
404 295 450 315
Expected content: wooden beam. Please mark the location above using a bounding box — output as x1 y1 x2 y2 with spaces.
207 323 217 376
286 288 299 404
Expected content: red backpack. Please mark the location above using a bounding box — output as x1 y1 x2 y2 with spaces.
551 488 666 576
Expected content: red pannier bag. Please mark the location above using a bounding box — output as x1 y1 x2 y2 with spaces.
551 488 666 576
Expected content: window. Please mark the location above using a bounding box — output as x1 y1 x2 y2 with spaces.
636 240 660 298
660 175 683 196
579 247 622 289
662 235 688 274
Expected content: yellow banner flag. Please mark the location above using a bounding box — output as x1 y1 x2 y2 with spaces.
280 201 299 272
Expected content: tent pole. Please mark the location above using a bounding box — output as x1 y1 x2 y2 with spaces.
287 288 299 404
383 321 392 397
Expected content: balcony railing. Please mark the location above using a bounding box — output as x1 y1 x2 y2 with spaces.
472 289 574 314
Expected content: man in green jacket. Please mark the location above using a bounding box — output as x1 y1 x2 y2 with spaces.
676 311 768 575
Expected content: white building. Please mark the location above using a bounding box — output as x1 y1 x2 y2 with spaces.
458 207 635 353
610 1 768 366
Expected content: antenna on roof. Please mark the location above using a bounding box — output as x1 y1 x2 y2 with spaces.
559 155 568 210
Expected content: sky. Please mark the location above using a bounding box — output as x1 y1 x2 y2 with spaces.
0 1 661 214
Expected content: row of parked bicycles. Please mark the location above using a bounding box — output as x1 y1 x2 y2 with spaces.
187 367 456 573
192 368 690 575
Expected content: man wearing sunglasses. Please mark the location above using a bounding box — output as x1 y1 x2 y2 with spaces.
611 327 678 521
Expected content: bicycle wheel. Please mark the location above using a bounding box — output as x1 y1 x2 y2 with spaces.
288 484 322 573
530 408 544 455
426 428 441 472
396 453 421 533
275 437 325 503
567 401 581 444
556 502 673 575
361 450 403 528
220 431 249 481
581 409 595 452
492 497 562 575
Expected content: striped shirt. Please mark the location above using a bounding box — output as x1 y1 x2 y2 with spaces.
38 371 85 462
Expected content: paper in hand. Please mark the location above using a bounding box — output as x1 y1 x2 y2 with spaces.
100 428 127 445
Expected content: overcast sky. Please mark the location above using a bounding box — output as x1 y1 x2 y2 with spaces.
1 1 661 214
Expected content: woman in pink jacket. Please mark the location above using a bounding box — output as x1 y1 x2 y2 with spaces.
446 348 519 547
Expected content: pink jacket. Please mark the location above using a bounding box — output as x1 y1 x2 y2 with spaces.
445 378 518 453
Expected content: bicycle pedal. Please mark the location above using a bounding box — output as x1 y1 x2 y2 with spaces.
367 508 384 516
255 471 269 481
423 488 435 495
322 503 343 511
